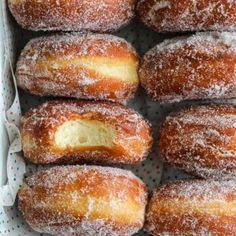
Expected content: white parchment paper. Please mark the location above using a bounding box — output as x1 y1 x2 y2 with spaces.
0 0 25 208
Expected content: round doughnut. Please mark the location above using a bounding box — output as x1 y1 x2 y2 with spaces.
8 0 136 32
158 104 236 179
136 0 236 32
145 179 236 236
18 165 148 236
139 32 236 103
20 100 152 165
16 33 139 103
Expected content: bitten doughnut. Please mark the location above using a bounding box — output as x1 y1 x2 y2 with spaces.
159 104 236 179
145 179 236 236
18 165 147 236
16 33 139 103
21 100 152 164
8 0 136 32
139 32 236 103
137 0 236 32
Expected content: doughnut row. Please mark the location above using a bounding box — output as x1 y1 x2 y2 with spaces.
13 2 151 234
18 166 236 235
9 0 236 32
16 31 236 104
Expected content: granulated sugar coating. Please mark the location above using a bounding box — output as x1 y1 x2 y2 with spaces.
139 32 236 103
145 179 236 236
16 33 139 103
20 100 152 165
137 0 236 32
18 165 148 236
8 0 136 32
159 104 236 179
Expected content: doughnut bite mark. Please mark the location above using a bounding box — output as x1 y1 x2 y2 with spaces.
20 100 152 164
18 165 148 236
139 32 236 103
8 0 136 32
145 179 236 236
159 104 236 179
16 33 139 103
137 0 236 32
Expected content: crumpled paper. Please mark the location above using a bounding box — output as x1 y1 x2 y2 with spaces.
0 0 25 207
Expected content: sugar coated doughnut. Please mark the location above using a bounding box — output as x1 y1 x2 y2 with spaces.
159 104 236 179
21 100 152 164
18 165 147 236
8 0 136 32
145 179 236 236
137 0 236 32
139 32 236 103
16 33 139 103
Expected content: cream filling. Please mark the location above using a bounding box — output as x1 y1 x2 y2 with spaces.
55 120 116 148
39 56 139 82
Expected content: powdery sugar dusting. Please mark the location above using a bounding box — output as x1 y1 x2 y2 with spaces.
9 0 136 32
19 165 147 236
159 105 236 179
16 32 138 103
21 100 152 164
140 32 236 103
145 179 236 235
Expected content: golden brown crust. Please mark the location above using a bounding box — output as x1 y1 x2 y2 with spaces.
145 179 236 236
18 165 148 236
8 0 136 32
16 33 139 103
158 104 236 179
20 100 152 164
137 0 236 32
139 32 236 103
